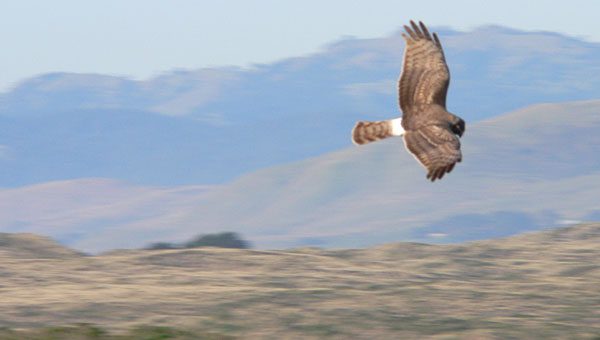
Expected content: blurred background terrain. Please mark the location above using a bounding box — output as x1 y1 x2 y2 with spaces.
2 26 600 187
1 26 600 251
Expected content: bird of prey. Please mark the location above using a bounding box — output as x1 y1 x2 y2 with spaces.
351 21 465 181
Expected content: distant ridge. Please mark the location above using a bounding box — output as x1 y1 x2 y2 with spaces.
2 99 600 252
1 223 599 259
2 25 600 187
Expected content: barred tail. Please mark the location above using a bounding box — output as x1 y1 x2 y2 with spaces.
351 117 404 145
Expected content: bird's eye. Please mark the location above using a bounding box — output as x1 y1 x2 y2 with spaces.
451 122 464 136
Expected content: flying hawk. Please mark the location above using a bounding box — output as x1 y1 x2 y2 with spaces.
351 21 465 181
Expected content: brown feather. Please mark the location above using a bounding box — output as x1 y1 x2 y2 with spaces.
399 21 450 113
352 120 394 145
403 125 462 182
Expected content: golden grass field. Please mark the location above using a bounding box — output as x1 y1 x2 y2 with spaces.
1 224 600 339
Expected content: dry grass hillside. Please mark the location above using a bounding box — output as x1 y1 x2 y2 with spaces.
1 225 600 339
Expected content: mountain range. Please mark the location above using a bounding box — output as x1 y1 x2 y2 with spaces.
1 100 599 252
2 25 600 186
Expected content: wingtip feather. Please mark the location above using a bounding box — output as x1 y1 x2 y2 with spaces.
403 25 417 40
419 21 431 39
410 20 422 38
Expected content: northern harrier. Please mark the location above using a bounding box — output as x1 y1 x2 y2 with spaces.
351 21 465 181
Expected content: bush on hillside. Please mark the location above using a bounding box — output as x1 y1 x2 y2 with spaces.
145 232 250 250
184 232 250 249
146 241 180 250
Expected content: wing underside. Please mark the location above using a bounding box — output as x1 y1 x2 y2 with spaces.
398 21 450 114
403 125 462 181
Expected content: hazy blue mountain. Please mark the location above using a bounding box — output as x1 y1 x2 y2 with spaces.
1 26 600 186
2 100 599 252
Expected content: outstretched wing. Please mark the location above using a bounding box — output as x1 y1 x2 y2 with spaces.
399 21 449 114
403 125 461 181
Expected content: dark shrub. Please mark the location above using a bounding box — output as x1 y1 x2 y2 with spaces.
184 232 249 249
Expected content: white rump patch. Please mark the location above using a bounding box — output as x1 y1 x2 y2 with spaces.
390 117 404 136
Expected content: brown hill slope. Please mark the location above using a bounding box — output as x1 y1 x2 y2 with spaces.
1 224 600 339
0 232 82 259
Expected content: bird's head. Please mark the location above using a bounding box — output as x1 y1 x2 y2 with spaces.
451 118 465 137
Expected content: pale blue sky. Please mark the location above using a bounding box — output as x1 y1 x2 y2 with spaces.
1 0 599 91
